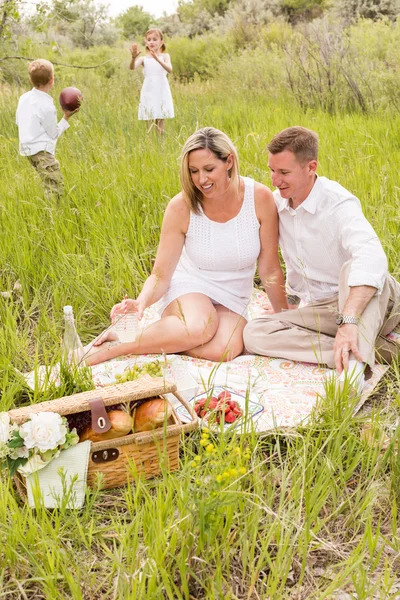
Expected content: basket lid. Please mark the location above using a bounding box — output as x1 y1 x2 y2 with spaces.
8 376 177 425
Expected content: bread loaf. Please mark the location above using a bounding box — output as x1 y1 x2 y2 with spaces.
134 398 172 432
79 410 133 442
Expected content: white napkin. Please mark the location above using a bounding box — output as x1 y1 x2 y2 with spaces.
26 441 91 509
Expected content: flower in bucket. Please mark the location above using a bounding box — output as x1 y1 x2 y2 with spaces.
0 411 79 476
20 412 67 452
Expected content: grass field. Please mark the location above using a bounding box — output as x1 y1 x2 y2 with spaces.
0 68 400 598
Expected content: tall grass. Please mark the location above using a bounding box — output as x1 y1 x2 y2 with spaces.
0 65 399 597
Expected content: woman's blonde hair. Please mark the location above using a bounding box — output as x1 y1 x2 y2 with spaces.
180 127 240 214
145 28 166 53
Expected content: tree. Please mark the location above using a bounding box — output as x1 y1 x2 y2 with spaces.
178 0 231 24
0 0 20 41
48 0 114 48
115 5 154 39
333 0 400 21
281 0 328 23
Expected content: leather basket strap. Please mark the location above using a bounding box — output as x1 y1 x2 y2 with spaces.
88 397 111 433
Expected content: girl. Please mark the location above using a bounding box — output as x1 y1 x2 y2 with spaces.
130 28 174 135
85 127 288 366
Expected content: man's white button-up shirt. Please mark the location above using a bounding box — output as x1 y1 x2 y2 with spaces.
273 176 388 304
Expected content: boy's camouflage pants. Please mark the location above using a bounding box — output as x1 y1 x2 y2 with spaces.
28 151 63 198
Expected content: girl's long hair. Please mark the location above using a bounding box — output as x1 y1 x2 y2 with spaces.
145 28 166 53
180 127 240 214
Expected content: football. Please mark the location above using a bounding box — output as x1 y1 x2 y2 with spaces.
59 87 82 111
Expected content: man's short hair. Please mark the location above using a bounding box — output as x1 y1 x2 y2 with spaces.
268 126 319 163
28 59 54 87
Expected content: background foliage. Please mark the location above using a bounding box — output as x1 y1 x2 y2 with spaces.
1 0 400 597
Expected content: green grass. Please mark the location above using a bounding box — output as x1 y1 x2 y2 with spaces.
0 71 400 598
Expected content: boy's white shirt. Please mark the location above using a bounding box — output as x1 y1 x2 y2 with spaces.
16 88 69 156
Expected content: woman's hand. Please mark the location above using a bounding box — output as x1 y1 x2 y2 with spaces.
110 297 146 321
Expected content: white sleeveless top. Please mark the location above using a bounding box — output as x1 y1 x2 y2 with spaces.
156 177 260 317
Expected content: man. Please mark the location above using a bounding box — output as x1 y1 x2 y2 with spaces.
244 126 400 395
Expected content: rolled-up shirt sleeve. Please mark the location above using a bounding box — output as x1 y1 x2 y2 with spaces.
338 196 388 293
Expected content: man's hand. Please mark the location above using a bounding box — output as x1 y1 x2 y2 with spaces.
333 324 363 373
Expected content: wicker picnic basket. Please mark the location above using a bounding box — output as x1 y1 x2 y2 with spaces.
9 376 198 492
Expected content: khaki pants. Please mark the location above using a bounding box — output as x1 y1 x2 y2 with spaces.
28 151 63 198
244 261 400 370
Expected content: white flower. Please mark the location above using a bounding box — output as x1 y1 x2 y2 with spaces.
9 445 29 460
0 443 9 461
0 412 11 445
20 412 67 453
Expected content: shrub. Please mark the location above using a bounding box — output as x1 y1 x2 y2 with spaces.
168 33 232 81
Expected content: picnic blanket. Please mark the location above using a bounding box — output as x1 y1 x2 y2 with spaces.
24 290 399 432
86 290 398 432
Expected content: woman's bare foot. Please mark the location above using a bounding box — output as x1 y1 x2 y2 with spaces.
92 327 119 347
83 340 122 366
82 328 121 366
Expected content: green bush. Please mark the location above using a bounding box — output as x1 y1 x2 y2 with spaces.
168 33 232 81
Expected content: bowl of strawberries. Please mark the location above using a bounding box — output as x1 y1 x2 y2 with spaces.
176 386 264 432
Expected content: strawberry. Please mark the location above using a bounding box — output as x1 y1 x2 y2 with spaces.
218 391 231 402
232 406 242 416
198 398 207 408
207 396 219 409
199 410 207 418
225 411 237 423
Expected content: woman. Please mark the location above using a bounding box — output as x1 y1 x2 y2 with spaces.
86 127 287 366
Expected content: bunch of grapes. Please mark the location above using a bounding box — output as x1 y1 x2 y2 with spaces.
115 360 163 383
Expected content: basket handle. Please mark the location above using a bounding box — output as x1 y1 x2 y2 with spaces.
171 389 198 433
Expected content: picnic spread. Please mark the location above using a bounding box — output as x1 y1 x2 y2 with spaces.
3 289 399 507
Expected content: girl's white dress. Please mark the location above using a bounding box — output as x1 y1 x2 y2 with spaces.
138 55 174 120
156 177 261 318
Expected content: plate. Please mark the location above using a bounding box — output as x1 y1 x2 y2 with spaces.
176 386 264 432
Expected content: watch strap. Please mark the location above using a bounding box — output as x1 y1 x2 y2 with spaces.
338 314 359 326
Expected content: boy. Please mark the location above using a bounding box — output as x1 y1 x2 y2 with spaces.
16 58 78 198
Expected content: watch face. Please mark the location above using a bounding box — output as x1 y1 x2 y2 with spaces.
335 315 343 326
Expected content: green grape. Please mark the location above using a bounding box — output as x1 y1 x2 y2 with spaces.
115 360 162 384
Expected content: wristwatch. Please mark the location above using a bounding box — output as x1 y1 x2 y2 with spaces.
335 314 359 327
286 294 301 306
